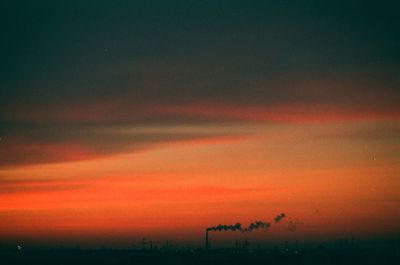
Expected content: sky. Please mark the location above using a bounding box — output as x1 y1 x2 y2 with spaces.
0 1 399 247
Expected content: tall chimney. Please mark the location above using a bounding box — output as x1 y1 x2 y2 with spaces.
205 229 209 250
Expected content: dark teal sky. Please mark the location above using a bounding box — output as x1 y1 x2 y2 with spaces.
2 1 399 105
1 0 399 166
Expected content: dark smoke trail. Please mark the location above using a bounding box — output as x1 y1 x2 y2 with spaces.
206 223 243 232
207 213 286 234
206 221 272 233
244 221 270 232
274 213 286 223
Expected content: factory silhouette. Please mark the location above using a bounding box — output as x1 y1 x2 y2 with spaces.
2 213 398 265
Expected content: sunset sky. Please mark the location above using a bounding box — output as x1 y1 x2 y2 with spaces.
1 1 399 247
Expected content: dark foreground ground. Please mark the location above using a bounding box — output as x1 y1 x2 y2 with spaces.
1 247 399 265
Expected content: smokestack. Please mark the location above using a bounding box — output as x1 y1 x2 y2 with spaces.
205 229 209 250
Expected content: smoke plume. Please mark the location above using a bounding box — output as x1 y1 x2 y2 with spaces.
207 213 286 233
274 213 286 223
206 223 243 232
244 221 270 232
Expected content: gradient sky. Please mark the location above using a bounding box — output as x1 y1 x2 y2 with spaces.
1 1 399 247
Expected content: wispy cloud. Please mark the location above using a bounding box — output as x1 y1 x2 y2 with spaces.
0 122 252 167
